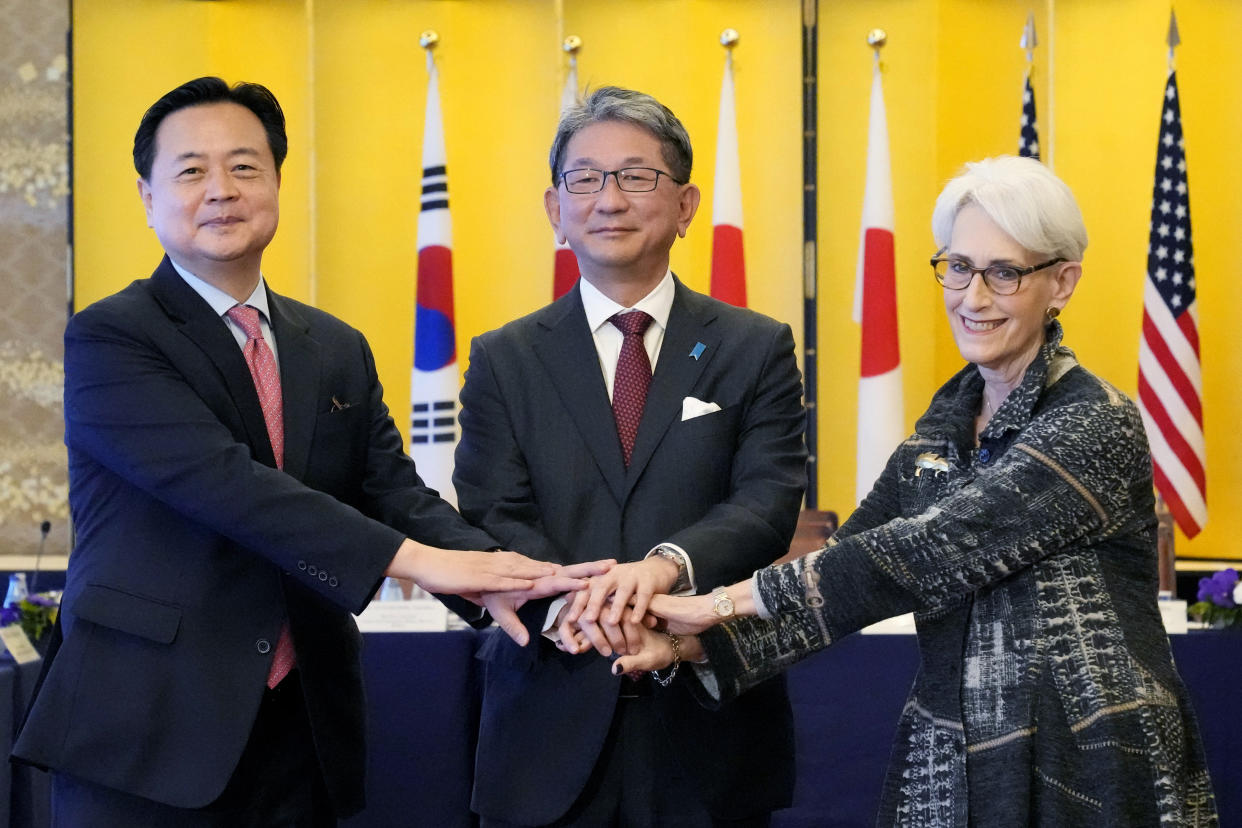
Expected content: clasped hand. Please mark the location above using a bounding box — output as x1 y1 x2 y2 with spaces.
552 558 679 657
557 584 737 677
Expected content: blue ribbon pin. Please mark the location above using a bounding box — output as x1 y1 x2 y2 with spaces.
689 342 706 360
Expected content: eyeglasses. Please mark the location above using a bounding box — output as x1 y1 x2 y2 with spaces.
930 255 1065 296
558 167 684 194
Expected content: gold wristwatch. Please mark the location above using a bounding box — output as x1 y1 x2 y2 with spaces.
712 588 735 620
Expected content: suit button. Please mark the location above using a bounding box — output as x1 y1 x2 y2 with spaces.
256 638 272 654
297 560 308 571
307 565 318 576
329 576 339 587
319 571 329 582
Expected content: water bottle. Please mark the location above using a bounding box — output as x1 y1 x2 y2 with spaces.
379 577 406 602
4 573 28 608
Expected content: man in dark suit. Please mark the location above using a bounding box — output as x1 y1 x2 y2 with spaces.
13 77 595 827
454 87 808 827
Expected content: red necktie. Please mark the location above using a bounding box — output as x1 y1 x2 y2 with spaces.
610 311 654 467
226 304 295 688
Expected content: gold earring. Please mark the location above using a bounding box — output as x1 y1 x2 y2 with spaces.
1045 306 1060 320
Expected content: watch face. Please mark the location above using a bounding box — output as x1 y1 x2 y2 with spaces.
714 592 735 618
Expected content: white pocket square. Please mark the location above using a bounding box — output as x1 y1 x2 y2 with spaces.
681 396 722 421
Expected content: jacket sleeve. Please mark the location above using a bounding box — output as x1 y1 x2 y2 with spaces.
64 301 483 615
700 391 1151 701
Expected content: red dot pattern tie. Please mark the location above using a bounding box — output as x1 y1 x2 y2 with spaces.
610 311 654 467
226 304 295 689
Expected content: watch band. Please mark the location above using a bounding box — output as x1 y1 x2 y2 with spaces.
650 545 692 594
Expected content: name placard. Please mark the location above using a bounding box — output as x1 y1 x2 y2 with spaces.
0 625 41 664
354 599 449 632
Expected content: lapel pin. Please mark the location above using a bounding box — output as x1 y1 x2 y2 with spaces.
689 342 706 360
914 452 949 477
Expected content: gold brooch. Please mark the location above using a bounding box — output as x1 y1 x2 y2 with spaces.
914 452 949 477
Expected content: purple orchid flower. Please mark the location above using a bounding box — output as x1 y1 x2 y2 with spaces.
1197 568 1239 609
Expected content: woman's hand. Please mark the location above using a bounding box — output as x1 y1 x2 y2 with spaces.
610 624 705 675
646 579 756 635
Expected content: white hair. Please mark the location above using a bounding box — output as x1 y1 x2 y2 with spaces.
931 155 1087 261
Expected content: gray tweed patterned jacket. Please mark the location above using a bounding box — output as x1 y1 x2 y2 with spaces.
697 321 1217 827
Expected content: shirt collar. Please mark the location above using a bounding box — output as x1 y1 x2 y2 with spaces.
170 259 272 323
579 270 675 334
916 319 1075 443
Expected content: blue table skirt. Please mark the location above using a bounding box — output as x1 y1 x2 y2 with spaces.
351 629 1238 827
3 618 1236 826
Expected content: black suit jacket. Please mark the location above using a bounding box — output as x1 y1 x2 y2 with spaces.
454 278 807 823
14 257 496 816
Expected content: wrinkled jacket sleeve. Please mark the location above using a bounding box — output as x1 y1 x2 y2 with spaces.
700 393 1149 702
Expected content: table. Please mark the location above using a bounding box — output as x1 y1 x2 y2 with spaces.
350 629 1239 827
0 569 59 828
0 656 50 828
3 623 1236 825
342 632 480 828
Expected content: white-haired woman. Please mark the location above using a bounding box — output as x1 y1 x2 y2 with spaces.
612 156 1217 825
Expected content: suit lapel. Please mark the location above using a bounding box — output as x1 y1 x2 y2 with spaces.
531 288 628 504
148 258 277 468
624 280 719 493
268 291 320 481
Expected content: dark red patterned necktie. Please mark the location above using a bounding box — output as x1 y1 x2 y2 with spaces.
610 311 654 466
227 304 295 689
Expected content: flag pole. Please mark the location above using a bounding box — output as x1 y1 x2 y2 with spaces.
419 28 438 69
564 35 581 74
800 0 819 508
1167 7 1180 70
1020 11 1036 63
1017 13 1040 160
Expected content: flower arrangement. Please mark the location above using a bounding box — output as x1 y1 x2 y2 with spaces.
0 592 59 643
1189 568 1242 628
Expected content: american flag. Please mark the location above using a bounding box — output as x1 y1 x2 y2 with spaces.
1018 74 1039 160
1137 71 1205 538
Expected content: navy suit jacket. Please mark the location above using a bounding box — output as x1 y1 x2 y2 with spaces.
454 278 807 823
14 257 496 816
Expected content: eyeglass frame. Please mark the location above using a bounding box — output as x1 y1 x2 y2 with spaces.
929 252 1066 296
557 167 686 194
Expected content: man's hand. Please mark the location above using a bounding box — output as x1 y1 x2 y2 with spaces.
387 540 557 594
567 557 680 630
555 597 650 657
387 539 614 598
478 559 617 647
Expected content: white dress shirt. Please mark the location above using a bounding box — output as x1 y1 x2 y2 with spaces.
543 273 698 640
170 259 279 368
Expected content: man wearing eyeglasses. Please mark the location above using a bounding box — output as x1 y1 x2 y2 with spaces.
454 86 807 827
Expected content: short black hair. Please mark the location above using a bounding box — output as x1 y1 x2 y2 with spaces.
133 76 287 180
